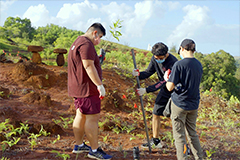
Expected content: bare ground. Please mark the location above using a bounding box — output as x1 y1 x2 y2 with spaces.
0 62 239 160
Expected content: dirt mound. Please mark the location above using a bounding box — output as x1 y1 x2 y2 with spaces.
25 75 52 89
12 61 48 81
20 91 52 107
11 61 67 89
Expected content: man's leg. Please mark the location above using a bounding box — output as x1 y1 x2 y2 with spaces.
152 114 161 138
171 102 188 160
142 103 164 148
85 113 100 150
153 88 171 139
73 108 86 145
185 110 203 160
141 112 161 148
86 113 112 159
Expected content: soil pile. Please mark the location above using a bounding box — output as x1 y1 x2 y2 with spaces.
20 91 52 107
11 61 67 89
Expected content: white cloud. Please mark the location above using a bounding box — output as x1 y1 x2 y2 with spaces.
167 4 239 55
167 5 213 47
168 1 181 11
56 0 100 31
17 0 163 45
22 4 51 27
55 0 155 43
100 1 154 40
100 2 132 22
123 1 153 38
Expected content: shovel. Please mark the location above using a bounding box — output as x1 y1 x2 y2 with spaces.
131 49 151 153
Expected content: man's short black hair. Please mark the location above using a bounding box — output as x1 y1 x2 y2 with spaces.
178 39 196 54
151 42 168 56
88 23 106 36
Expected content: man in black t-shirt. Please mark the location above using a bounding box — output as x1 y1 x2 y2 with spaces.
165 39 203 160
132 42 178 148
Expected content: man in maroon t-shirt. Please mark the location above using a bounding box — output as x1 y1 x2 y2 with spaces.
68 23 112 160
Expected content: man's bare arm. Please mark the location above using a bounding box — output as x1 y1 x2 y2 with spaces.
82 59 102 86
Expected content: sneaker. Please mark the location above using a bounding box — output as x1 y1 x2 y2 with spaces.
141 138 163 149
133 146 140 160
72 142 91 153
88 147 112 160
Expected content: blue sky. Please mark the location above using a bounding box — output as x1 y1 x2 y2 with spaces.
0 0 239 57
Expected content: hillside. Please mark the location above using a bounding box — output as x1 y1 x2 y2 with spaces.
0 59 239 159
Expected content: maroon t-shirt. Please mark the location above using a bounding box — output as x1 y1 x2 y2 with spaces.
68 36 102 98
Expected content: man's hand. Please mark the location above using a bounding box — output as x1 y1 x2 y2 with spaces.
136 88 146 96
164 69 171 81
97 85 106 99
132 69 140 77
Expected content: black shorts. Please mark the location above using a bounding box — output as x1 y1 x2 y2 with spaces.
153 86 171 116
153 103 166 116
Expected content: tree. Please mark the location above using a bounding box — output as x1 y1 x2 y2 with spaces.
54 34 72 49
34 24 84 47
0 27 7 38
3 16 36 41
53 29 84 49
196 50 239 99
34 24 62 46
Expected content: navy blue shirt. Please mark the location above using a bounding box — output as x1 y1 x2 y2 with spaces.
139 53 178 93
168 58 203 110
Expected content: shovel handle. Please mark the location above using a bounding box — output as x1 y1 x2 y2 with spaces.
131 49 152 153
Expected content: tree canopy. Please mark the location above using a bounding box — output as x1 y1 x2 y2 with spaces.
195 50 239 99
2 16 36 40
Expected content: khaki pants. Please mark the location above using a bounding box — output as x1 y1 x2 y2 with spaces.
171 102 203 160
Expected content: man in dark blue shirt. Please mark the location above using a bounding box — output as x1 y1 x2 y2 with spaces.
132 42 178 148
165 39 203 160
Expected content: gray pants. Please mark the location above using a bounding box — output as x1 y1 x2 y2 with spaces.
171 102 203 160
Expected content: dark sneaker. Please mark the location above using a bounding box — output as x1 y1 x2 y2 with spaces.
141 138 163 149
72 142 91 153
133 146 140 160
88 147 112 160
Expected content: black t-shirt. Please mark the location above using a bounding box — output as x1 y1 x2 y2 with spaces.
139 53 178 94
168 58 203 110
140 53 178 81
